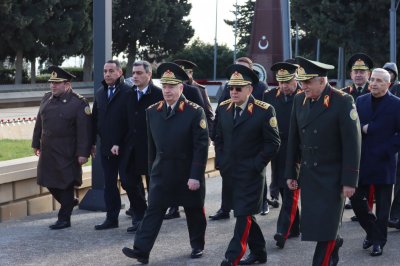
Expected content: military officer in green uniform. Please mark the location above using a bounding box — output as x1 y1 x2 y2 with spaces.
215 64 280 266
342 53 374 100
263 61 302 249
32 66 92 230
286 57 361 265
122 62 209 264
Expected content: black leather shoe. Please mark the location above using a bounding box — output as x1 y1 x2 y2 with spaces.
209 209 230 220
49 220 71 230
220 259 233 266
239 253 267 265
362 238 372 249
388 218 400 228
125 208 133 217
122 247 149 264
164 207 180 220
274 233 286 249
260 201 270 215
370 244 383 256
190 248 203 258
127 221 141 233
94 219 118 230
350 215 359 222
267 198 280 208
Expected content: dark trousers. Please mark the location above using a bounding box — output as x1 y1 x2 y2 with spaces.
134 205 206 254
220 174 233 212
124 159 148 222
276 187 300 238
351 184 393 246
100 155 121 221
390 170 400 220
267 159 279 200
312 236 341 266
225 215 266 265
48 184 75 222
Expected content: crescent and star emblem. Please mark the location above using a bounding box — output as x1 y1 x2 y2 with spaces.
258 35 269 50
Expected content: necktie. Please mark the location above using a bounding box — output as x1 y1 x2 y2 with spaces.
137 90 144 101
357 87 363 94
234 106 241 124
108 86 115 100
167 106 172 116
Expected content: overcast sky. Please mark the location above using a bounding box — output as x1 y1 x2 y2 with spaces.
189 0 247 48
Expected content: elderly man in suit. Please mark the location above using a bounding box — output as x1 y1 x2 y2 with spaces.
122 62 209 264
216 64 280 265
351 68 400 256
286 57 361 265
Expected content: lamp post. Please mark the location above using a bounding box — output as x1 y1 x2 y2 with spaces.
213 0 218 80
390 0 399 62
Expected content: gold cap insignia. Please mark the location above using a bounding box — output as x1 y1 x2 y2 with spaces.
84 106 91 115
269 117 278 128
200 119 207 129
228 71 252 86
352 59 369 70
51 71 57 79
350 109 358 120
160 70 181 85
178 101 185 112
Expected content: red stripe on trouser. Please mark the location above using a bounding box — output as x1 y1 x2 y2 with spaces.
321 240 336 266
368 185 375 210
284 189 300 239
233 216 252 266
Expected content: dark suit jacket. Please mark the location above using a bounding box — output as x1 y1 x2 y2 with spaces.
356 92 400 185
92 76 131 156
285 84 361 241
146 95 209 208
214 96 280 216
121 82 163 175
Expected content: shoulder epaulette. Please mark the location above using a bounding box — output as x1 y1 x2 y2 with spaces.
219 99 232 106
187 101 200 109
72 91 89 103
254 99 270 110
147 100 163 111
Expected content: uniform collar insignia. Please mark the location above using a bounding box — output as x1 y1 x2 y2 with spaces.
156 101 164 112
323 95 330 108
247 103 254 114
177 100 185 112
276 89 281 97
227 101 233 111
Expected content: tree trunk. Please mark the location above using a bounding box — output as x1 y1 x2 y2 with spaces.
30 59 36 84
15 50 23 84
125 43 137 78
83 53 93 81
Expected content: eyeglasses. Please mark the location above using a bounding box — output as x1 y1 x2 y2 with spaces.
229 87 242 92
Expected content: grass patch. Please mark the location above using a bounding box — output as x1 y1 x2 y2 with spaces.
0 139 92 166
0 139 33 161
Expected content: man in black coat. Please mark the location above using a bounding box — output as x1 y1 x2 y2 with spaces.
92 60 131 230
210 57 269 221
286 57 361 265
119 60 163 233
383 62 400 229
263 61 302 249
122 62 209 264
163 64 207 220
216 64 280 265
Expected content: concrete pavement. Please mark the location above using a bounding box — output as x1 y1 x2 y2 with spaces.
1 174 400 265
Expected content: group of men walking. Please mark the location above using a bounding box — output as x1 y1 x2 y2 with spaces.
32 52 400 265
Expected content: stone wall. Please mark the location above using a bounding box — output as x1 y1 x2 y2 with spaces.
0 148 218 222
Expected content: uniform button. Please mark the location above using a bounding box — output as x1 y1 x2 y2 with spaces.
135 112 138 115
133 130 137 133
303 161 307 165
314 129 317 134
302 129 305 133
314 162 317 166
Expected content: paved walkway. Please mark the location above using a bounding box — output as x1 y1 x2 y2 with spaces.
1 174 400 266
